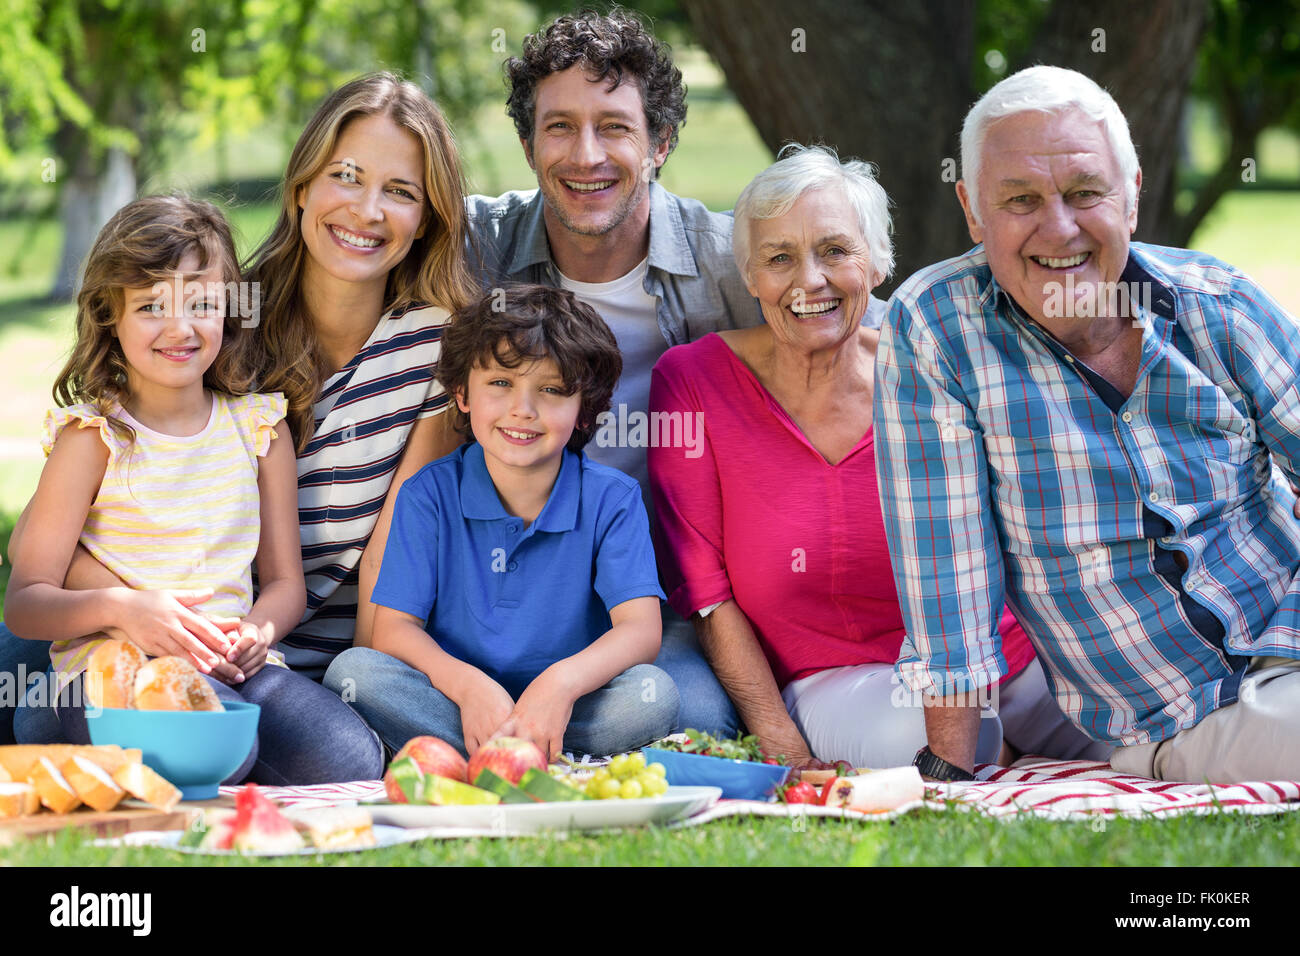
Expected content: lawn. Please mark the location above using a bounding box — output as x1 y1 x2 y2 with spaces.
4 805 1298 867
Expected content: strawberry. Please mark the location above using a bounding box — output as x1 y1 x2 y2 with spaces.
780 780 820 804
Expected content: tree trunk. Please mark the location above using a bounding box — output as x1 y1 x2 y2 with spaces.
680 0 975 295
51 147 137 301
680 0 1207 290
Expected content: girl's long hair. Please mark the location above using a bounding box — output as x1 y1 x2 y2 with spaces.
53 194 253 446
244 72 477 452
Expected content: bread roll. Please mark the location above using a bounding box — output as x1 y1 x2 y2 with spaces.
85 639 148 709
133 657 223 712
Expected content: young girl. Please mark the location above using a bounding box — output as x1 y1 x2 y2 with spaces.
4 195 382 784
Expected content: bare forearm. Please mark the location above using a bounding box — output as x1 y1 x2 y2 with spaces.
546 609 660 702
63 545 127 590
695 601 807 749
921 698 982 774
372 610 497 705
5 583 130 642
241 579 306 646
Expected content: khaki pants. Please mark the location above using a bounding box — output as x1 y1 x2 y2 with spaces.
1109 657 1300 783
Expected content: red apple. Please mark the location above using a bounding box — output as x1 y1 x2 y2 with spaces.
467 736 547 786
383 735 468 803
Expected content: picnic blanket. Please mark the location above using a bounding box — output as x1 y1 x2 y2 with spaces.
220 758 1300 827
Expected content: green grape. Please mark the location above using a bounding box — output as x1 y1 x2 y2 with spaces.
627 752 647 773
619 779 643 800
647 762 667 778
608 754 630 779
597 778 623 800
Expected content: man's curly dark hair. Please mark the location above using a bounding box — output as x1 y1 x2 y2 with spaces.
505 7 687 177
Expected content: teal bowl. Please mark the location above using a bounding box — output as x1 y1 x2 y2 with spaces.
642 747 790 800
87 700 260 800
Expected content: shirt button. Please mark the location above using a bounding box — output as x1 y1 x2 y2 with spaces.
1064 355 1075 364
1121 411 1133 423
508 525 519 534
1148 491 1159 503
1160 536 1173 546
507 561 518 571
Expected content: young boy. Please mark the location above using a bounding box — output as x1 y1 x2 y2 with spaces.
326 285 679 760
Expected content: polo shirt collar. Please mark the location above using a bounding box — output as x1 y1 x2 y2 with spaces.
458 442 581 532
508 181 697 279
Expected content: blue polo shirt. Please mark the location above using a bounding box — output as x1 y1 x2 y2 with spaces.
371 443 666 698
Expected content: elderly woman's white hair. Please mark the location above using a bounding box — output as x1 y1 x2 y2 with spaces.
960 65 1140 222
733 143 894 284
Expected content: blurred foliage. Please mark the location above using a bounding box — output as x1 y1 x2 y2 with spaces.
0 0 536 214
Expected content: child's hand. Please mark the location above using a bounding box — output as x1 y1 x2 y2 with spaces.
458 673 515 758
494 668 577 762
208 619 273 683
113 588 241 681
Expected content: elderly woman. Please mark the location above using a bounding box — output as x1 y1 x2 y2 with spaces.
648 145 1110 769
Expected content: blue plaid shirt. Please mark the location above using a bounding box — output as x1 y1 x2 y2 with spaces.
875 242 1300 746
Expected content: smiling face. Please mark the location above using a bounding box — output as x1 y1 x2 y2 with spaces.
297 112 428 297
745 187 879 355
456 352 583 485
957 108 1140 331
524 64 669 241
116 250 226 406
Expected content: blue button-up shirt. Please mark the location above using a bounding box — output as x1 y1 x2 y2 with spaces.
875 242 1300 746
371 444 666 699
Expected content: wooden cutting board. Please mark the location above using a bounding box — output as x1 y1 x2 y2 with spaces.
0 796 232 842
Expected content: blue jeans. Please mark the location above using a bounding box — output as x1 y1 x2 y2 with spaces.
0 622 63 745
53 662 384 785
323 646 680 758
654 605 740 737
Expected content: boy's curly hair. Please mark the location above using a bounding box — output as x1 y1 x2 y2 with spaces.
436 284 623 453
505 6 687 176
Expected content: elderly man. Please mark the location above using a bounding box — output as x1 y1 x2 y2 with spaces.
876 65 1300 784
466 9 762 737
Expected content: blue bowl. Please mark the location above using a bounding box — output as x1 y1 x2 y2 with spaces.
87 700 260 800
641 747 790 800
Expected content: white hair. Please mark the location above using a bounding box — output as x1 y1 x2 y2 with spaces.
733 143 894 283
960 65 1140 223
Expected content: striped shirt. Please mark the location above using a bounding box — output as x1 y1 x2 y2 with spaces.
43 392 287 686
280 303 450 677
875 243 1300 747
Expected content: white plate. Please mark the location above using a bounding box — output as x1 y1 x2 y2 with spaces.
363 785 722 834
95 824 418 857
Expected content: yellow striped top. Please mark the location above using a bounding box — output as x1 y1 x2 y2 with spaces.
43 391 288 686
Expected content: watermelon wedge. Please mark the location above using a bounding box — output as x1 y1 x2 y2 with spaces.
230 784 305 853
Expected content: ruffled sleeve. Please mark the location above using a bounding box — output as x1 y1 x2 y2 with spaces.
230 392 288 458
41 404 120 459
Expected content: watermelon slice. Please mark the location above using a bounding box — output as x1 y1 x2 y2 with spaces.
230 785 305 853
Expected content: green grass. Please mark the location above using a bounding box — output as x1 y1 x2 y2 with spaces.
3 808 1298 866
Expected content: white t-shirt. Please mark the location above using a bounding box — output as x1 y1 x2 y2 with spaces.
558 258 664 502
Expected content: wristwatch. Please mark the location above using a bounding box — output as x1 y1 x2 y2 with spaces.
913 746 976 782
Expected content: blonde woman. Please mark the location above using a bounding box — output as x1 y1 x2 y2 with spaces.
243 72 477 680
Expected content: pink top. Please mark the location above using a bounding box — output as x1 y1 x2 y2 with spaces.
648 333 1035 690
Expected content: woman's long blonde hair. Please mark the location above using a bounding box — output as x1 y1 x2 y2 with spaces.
53 194 253 446
244 73 477 452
